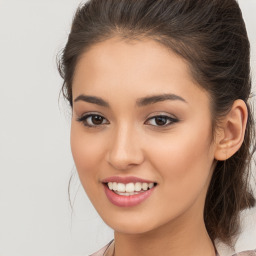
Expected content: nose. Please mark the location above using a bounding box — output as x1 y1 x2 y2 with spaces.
106 124 144 170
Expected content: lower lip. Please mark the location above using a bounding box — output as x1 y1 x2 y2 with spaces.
103 185 155 207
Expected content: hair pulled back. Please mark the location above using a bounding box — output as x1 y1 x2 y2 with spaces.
58 0 255 246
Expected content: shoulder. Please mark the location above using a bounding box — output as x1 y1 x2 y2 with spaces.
89 240 114 256
215 240 256 256
217 250 256 256
232 250 256 256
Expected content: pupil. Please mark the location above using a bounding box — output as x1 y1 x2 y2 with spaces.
92 115 103 125
155 116 167 126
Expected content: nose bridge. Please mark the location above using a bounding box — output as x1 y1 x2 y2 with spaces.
107 121 144 170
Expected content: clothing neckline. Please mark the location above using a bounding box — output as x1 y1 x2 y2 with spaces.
103 240 220 256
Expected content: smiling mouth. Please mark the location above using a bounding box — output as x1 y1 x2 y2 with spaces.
103 182 158 196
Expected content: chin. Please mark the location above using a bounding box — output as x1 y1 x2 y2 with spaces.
110 222 156 235
100 211 168 235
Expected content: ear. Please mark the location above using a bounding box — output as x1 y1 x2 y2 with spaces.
214 99 248 161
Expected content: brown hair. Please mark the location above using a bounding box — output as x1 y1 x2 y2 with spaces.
57 0 255 246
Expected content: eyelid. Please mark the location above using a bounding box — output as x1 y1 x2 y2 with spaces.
144 113 179 127
145 111 178 121
76 112 109 127
75 111 179 128
145 112 178 119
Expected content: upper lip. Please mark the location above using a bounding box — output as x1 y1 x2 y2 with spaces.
102 176 156 184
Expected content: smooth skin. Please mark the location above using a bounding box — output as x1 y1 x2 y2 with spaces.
70 37 247 256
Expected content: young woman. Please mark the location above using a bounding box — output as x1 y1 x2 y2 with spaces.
57 0 256 255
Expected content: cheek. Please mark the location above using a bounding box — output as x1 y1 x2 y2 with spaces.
147 123 214 204
70 122 105 191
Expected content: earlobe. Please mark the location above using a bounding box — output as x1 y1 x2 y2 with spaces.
214 99 248 161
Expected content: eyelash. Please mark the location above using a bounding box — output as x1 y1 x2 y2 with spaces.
145 115 179 127
76 114 109 128
76 114 179 128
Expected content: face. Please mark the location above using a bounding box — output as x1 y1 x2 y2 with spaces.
71 37 217 234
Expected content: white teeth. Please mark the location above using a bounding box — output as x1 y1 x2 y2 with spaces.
117 183 126 192
108 182 113 190
125 183 135 193
115 191 140 196
142 183 148 190
112 182 118 191
149 183 154 189
107 182 155 194
134 182 142 191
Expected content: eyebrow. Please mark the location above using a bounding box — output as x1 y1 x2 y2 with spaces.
136 94 187 106
74 93 187 107
74 94 110 107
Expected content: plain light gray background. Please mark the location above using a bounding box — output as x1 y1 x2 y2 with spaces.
0 1 255 256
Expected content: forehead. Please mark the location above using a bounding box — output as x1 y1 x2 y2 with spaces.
72 37 209 105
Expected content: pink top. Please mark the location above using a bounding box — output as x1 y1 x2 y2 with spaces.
90 240 256 256
89 240 113 256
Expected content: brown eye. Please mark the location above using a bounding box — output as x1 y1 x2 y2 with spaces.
91 115 104 125
155 116 168 126
145 115 179 127
77 114 109 127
